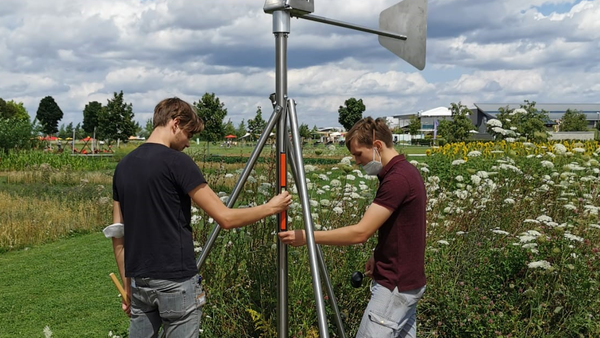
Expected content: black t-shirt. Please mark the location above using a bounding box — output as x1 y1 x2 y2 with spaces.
113 143 206 279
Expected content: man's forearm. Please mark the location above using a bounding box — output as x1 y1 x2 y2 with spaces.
112 238 127 284
313 224 370 246
220 204 275 229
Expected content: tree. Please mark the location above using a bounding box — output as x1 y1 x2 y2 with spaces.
36 96 63 135
30 118 43 137
194 93 227 144
223 119 236 137
65 122 74 139
438 102 476 143
58 123 67 139
0 99 30 121
247 106 267 141
97 91 137 143
0 118 34 153
493 100 548 142
408 115 421 136
338 98 365 131
138 118 154 139
560 109 588 131
311 125 320 142
133 120 141 137
57 122 75 140
74 123 84 140
436 120 452 143
236 119 247 138
82 101 102 136
299 123 311 140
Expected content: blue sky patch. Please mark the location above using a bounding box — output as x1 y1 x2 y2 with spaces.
534 0 582 15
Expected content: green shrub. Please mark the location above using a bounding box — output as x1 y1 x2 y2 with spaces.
0 118 36 153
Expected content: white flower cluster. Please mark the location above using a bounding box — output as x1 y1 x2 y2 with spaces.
476 171 490 178
527 260 552 270
553 143 567 155
492 163 523 174
564 232 584 242
564 163 586 171
304 164 317 173
486 119 502 127
191 214 202 225
518 230 542 243
340 157 352 165
503 198 515 205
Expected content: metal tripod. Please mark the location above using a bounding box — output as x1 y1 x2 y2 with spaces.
195 99 347 338
196 0 427 336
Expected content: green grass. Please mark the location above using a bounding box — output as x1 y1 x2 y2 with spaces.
0 233 129 337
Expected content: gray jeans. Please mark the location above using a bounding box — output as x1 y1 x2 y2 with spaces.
129 275 205 338
356 282 426 338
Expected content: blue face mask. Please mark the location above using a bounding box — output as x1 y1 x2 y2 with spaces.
362 147 382 176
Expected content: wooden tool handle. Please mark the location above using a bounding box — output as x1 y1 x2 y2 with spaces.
109 272 130 306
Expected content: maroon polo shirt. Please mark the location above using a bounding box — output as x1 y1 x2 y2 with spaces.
372 154 427 292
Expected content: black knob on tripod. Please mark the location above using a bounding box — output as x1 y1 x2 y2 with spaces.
350 271 363 288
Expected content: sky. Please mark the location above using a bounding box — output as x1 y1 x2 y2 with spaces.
1 0 599 130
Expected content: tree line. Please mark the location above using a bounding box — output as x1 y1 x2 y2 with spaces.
3 91 593 153
1 92 365 153
0 91 369 153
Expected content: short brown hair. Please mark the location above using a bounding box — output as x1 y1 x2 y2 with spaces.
345 117 393 150
153 98 204 135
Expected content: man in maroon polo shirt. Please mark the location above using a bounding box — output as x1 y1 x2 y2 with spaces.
279 116 426 338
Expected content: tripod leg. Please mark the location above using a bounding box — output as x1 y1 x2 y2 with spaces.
285 138 348 338
286 98 330 337
317 245 348 338
196 105 283 271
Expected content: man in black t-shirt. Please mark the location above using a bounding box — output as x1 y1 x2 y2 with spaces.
110 98 291 338
279 117 426 338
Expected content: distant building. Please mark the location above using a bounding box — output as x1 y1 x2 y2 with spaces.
315 126 345 144
317 126 344 133
388 106 466 133
418 106 454 131
385 116 401 129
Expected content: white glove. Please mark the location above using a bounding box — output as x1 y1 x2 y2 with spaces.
103 223 124 238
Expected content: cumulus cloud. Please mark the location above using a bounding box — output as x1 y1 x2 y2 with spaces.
0 0 598 128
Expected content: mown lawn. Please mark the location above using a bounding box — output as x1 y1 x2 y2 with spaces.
0 233 129 337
